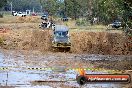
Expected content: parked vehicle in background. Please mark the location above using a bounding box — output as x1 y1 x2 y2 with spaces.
12 10 31 17
107 20 122 29
111 20 122 28
32 13 37 16
41 15 48 21
109 20 122 28
17 12 26 17
12 11 17 16
12 11 26 17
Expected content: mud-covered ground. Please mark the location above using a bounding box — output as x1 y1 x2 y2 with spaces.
0 49 132 88
0 17 132 88
0 23 131 55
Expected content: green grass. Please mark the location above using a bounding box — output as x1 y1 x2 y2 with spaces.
62 19 107 31
69 25 107 31
1 11 12 16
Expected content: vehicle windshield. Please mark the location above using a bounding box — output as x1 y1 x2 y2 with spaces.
55 31 68 37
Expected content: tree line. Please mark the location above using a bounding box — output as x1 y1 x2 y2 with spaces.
0 0 131 25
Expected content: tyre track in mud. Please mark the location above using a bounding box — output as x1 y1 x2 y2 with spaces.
0 50 132 88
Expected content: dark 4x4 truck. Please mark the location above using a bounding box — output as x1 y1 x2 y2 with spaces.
111 20 122 28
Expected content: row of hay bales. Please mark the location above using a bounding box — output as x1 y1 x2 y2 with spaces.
30 30 131 55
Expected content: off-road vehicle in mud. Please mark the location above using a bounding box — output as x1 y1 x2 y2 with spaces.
52 25 71 50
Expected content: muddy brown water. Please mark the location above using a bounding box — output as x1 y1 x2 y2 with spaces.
0 49 131 88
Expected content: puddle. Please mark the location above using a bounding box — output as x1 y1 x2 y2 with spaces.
0 49 131 88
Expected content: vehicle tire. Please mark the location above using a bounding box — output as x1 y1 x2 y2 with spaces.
114 25 120 29
76 76 87 85
65 47 70 52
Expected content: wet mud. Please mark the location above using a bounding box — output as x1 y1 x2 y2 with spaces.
0 49 131 88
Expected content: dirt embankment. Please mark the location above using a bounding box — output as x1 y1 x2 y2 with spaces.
70 31 131 55
29 30 131 55
0 29 131 55
0 16 41 23
30 30 53 51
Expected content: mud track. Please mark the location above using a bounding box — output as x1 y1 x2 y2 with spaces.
0 50 132 88
0 23 131 55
